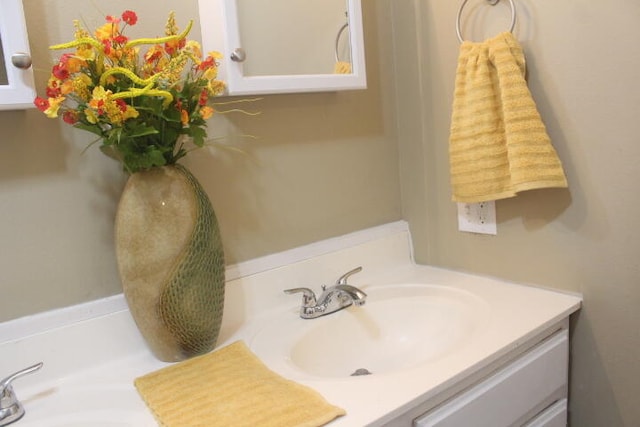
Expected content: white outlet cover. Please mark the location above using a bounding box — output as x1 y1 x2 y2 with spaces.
457 201 497 235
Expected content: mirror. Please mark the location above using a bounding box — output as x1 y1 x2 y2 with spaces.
0 35 9 85
198 0 366 95
0 0 36 110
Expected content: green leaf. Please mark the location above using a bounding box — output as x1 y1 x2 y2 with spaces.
189 126 207 147
74 123 103 137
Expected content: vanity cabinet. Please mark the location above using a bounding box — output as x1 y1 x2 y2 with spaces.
379 321 572 427
414 328 568 426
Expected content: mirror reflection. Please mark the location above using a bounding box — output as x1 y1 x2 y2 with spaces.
0 35 9 85
235 0 351 76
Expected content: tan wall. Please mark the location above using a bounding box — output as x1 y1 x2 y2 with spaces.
3 0 638 425
393 0 640 425
0 0 401 321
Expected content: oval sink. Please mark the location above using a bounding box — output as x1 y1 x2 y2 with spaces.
250 284 490 379
19 384 156 427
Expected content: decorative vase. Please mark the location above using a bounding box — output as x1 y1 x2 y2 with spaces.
115 164 225 362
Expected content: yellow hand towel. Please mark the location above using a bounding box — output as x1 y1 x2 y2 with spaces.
135 341 346 427
334 61 352 74
449 32 567 203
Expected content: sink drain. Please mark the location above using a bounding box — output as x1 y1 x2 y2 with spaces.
350 368 372 376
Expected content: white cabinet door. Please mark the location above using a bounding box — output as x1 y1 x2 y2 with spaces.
414 330 568 427
0 0 35 110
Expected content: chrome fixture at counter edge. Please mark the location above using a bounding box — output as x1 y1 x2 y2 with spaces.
284 266 367 319
0 363 43 426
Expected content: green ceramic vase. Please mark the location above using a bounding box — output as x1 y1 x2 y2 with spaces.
115 164 225 362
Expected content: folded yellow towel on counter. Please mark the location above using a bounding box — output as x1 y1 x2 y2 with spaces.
449 32 568 203
135 341 345 427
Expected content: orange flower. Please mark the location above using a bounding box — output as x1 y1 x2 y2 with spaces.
180 109 189 126
199 106 214 120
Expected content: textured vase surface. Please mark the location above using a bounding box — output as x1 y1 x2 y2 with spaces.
115 164 225 362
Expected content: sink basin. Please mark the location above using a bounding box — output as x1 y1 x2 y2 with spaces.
18 384 157 427
250 284 490 379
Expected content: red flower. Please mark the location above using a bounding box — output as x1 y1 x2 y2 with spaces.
46 85 61 98
34 97 50 112
62 111 78 124
102 39 112 55
106 15 120 24
198 56 215 71
122 10 138 26
114 35 128 44
198 89 208 106
52 63 69 80
115 99 128 112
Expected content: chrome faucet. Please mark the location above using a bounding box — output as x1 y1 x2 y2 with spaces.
284 267 367 319
0 363 43 426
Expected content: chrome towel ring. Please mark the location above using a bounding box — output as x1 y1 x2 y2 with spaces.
335 22 349 62
456 0 516 43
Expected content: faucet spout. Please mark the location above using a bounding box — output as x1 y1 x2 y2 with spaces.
332 284 367 306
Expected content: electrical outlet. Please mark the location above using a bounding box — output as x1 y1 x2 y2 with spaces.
457 201 497 235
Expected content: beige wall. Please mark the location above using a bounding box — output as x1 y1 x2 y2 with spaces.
2 0 638 425
393 0 640 426
0 0 401 321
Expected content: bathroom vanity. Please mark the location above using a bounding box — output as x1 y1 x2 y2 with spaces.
0 221 580 426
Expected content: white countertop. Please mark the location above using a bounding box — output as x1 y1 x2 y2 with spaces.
0 222 581 426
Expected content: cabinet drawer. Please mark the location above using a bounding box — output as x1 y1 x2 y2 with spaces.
414 330 568 427
523 399 567 427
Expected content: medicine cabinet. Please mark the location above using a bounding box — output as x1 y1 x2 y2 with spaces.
197 0 367 96
0 0 35 110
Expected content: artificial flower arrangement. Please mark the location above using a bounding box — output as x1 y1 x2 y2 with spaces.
34 10 227 173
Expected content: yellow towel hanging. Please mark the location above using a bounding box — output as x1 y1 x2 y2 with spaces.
448 32 567 203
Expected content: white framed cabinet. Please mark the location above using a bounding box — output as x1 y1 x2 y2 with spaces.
412 327 570 427
0 0 36 110
377 320 574 427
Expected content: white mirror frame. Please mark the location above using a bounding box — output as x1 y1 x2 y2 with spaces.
197 0 367 96
0 0 35 110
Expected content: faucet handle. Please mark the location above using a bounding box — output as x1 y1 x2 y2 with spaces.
336 266 363 286
0 363 43 426
283 287 317 307
1 363 43 394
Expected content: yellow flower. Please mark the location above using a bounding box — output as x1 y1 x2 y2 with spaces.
89 86 110 107
185 40 202 58
203 67 218 81
122 105 139 120
76 45 95 61
73 20 90 40
208 79 226 96
72 74 92 101
165 11 179 36
95 22 117 41
84 108 98 124
180 109 189 125
44 96 65 118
